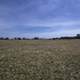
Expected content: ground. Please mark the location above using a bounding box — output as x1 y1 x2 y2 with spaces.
0 40 80 80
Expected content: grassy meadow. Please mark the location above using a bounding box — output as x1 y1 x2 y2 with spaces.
0 40 80 80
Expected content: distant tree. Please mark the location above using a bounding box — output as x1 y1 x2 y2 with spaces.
0 37 4 40
22 37 30 40
13 37 21 40
52 38 58 40
17 37 22 40
75 34 80 39
60 36 75 40
77 34 80 37
4 37 9 40
33 37 39 40
74 34 80 39
22 37 26 40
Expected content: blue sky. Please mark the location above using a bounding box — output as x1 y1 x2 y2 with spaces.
0 0 80 38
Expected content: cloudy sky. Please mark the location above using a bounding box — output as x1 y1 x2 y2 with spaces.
0 0 80 38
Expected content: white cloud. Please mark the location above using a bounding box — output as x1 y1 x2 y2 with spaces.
33 28 80 38
1 27 79 38
22 20 80 28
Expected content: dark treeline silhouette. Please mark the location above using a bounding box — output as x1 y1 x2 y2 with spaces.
0 37 9 40
33 37 39 40
0 34 80 40
52 34 80 40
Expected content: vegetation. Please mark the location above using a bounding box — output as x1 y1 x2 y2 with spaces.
0 40 80 80
0 34 80 40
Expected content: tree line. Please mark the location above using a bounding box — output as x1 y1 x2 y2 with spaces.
0 34 80 40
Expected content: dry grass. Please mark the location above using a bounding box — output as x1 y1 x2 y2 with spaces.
0 40 80 80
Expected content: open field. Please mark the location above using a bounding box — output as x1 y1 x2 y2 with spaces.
0 40 80 80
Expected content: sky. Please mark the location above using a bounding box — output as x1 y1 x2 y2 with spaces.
0 0 80 38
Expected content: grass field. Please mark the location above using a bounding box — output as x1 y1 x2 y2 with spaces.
0 40 80 80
